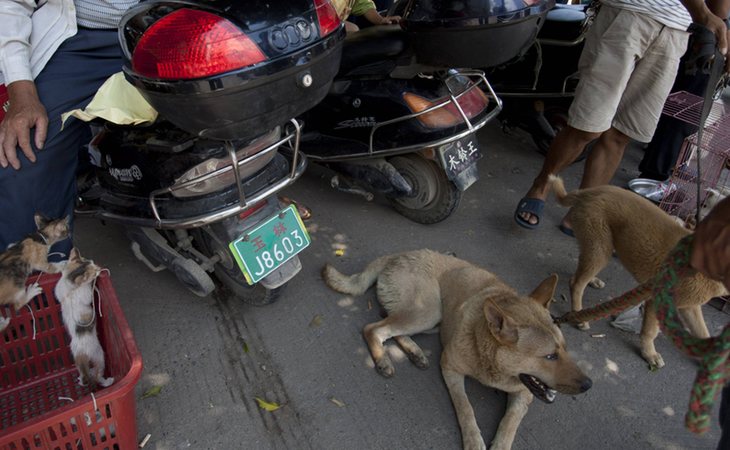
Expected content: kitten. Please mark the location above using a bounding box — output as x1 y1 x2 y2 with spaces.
55 248 114 390
0 213 70 332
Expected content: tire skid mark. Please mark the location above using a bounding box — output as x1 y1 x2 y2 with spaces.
213 289 313 450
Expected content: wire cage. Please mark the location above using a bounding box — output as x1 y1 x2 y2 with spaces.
658 91 730 224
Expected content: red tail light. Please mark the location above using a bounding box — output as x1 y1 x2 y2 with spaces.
403 86 489 129
314 0 341 37
132 8 266 80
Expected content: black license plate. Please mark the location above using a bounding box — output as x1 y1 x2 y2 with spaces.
437 135 481 180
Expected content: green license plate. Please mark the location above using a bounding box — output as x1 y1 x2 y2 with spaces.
228 205 311 284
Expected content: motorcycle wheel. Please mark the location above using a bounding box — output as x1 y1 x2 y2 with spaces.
196 230 281 306
387 154 461 224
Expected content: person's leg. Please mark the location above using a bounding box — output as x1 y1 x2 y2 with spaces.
612 25 689 145
638 24 714 181
638 117 696 181
0 29 122 257
580 126 632 189
517 126 599 226
554 126 631 230
515 5 641 228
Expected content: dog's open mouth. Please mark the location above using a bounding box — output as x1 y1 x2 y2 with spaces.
519 373 557 403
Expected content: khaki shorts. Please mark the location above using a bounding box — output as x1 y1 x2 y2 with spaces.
568 5 689 142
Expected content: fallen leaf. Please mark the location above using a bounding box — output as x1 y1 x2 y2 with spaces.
142 385 163 399
255 397 281 412
335 248 345 257
309 314 324 328
243 342 249 353
329 397 345 407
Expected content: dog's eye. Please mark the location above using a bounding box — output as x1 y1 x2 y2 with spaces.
545 353 558 361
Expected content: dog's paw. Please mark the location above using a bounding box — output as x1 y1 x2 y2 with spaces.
99 377 115 388
462 432 486 450
375 357 395 378
642 352 665 370
408 352 429 370
589 278 606 289
577 321 590 331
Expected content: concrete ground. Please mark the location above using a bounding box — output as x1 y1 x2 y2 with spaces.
76 119 728 450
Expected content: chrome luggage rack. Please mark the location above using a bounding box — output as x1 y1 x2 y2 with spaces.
77 119 307 229
305 69 503 162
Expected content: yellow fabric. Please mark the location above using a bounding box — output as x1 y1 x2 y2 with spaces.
61 72 158 128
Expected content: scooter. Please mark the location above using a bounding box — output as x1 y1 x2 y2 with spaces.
75 0 346 305
487 2 596 154
298 0 553 224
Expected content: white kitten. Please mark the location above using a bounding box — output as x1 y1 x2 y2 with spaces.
55 248 114 390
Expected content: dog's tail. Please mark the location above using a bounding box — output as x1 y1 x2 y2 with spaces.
547 175 580 208
322 255 392 296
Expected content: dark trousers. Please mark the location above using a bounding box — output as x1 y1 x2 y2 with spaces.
638 24 715 181
0 28 122 257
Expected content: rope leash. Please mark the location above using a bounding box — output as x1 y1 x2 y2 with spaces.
556 235 730 434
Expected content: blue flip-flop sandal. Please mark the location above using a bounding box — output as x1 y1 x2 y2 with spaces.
514 197 545 230
558 223 575 237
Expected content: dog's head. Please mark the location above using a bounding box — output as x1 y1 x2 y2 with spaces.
484 274 592 403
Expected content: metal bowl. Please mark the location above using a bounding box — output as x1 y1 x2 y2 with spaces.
628 178 675 203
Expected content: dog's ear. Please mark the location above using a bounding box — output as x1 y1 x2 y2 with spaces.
528 274 558 309
483 301 518 344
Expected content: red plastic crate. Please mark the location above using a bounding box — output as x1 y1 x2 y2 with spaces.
0 272 142 449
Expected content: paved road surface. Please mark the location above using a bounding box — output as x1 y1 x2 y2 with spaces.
75 121 727 450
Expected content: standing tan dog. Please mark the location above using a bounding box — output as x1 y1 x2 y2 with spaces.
323 250 592 450
547 175 728 369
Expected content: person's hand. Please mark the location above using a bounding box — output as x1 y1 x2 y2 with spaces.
688 5 728 55
0 80 48 170
690 196 730 291
380 15 401 25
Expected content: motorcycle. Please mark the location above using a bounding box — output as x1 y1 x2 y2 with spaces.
297 0 553 224
486 1 595 154
76 0 347 304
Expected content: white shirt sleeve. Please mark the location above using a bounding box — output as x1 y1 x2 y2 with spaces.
0 0 37 85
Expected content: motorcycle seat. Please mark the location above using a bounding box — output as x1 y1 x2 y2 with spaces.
338 25 409 76
539 5 587 43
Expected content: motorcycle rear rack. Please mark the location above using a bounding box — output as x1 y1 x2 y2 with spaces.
78 119 307 229
305 69 503 162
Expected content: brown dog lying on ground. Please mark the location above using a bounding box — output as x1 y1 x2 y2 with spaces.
323 250 592 450
548 175 728 369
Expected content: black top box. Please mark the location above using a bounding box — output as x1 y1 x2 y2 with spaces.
119 0 346 141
